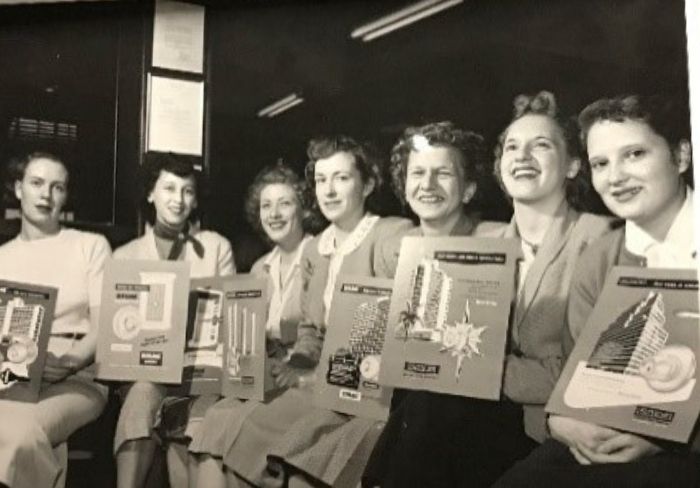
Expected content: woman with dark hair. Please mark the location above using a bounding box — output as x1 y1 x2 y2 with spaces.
189 162 315 486
113 153 234 488
0 152 111 487
494 94 698 488
192 136 412 488
364 94 612 488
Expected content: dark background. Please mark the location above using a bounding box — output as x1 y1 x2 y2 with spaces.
0 0 691 270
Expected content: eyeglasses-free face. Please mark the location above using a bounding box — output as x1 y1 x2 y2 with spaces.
148 170 198 229
259 182 304 249
404 144 474 227
15 157 69 232
499 114 578 207
587 118 690 235
313 151 373 230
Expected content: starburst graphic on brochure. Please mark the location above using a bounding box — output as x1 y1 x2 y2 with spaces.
440 300 486 380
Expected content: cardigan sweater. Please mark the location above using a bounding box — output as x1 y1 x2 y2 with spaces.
289 216 414 367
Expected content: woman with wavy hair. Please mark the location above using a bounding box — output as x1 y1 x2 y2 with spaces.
364 93 612 488
494 94 698 488
193 137 412 488
189 162 315 486
113 153 235 488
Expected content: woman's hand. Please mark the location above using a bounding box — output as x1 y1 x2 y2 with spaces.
548 415 618 452
270 362 303 388
575 433 662 464
43 352 80 383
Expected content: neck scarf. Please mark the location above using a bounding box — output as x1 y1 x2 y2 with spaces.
153 220 205 260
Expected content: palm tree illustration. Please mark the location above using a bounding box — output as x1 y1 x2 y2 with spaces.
396 300 422 340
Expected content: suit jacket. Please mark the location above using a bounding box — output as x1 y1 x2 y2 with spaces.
290 216 414 366
482 205 613 442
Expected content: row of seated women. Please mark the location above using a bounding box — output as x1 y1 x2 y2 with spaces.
0 90 697 488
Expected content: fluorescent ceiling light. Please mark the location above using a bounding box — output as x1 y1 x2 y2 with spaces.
352 0 464 42
265 97 304 118
257 93 303 118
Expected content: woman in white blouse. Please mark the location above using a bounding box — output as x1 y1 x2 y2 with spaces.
190 162 317 486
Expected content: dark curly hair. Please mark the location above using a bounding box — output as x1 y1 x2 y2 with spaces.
494 91 591 210
244 162 320 241
578 94 692 185
389 121 487 208
304 135 383 214
140 152 204 226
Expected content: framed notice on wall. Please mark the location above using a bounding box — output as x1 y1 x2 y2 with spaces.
152 0 205 74
146 74 204 156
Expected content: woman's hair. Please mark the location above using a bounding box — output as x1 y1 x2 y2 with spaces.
579 93 692 151
304 135 383 213
7 151 70 183
139 152 203 226
493 91 591 210
389 121 487 207
3 151 70 206
244 162 319 239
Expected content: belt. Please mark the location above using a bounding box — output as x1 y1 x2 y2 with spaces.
50 332 86 340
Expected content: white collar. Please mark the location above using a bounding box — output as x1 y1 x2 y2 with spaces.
317 214 379 258
263 234 312 270
625 187 696 266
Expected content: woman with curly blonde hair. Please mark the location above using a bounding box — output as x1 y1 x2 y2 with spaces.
364 93 612 488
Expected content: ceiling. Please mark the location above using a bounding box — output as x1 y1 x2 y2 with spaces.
203 0 690 233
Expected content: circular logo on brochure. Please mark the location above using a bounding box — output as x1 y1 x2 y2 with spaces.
112 306 142 341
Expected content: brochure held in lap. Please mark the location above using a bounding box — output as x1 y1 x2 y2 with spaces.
379 236 519 400
315 276 393 421
96 259 190 383
0 280 57 402
220 274 272 401
168 277 232 396
547 267 700 443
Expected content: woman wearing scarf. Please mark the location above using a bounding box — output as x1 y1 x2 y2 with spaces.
113 153 234 488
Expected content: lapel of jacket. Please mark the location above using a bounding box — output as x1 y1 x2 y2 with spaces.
513 203 578 336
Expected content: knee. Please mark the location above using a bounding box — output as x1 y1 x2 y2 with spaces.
121 382 165 414
0 415 47 452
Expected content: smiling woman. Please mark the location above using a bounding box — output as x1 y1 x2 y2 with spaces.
111 153 235 488
493 94 697 488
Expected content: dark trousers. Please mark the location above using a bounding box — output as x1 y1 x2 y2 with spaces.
362 391 537 488
493 439 700 488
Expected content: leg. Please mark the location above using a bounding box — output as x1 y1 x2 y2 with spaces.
194 454 227 488
167 441 195 488
0 377 107 488
114 381 167 488
494 439 700 488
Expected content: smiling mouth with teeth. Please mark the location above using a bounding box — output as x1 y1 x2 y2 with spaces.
511 167 539 178
418 195 443 203
611 187 642 201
